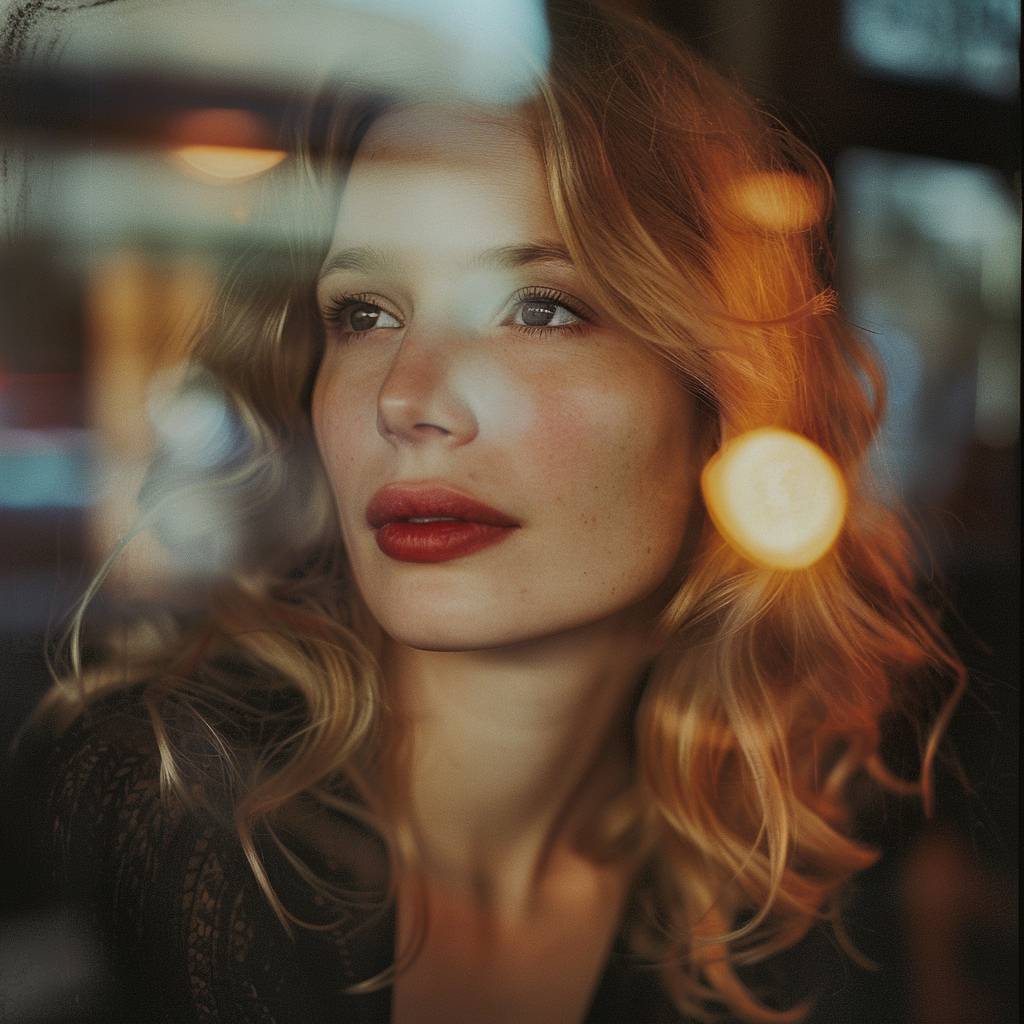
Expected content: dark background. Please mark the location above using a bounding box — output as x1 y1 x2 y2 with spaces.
1 1 1018 1021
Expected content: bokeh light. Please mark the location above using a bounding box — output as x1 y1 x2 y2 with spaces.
701 427 848 570
146 367 235 469
728 171 822 233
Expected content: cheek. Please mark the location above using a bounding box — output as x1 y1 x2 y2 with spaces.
310 368 337 471
519 374 695 617
510 382 595 498
311 359 365 486
525 373 692 526
452 360 536 442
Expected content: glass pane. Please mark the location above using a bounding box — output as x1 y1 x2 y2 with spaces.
0 0 549 629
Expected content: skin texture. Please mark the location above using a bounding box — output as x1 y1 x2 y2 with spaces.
311 106 699 1023
312 108 697 653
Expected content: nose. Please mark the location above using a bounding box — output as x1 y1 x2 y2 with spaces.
376 331 479 448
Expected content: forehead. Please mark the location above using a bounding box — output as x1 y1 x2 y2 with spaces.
331 106 558 257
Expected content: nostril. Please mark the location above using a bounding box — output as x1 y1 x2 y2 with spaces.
413 421 452 436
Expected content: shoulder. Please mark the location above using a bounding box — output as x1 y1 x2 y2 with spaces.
2 690 175 1017
9 688 192 879
3 685 398 1022
4 687 238 963
5 683 291 932
3 687 318 1023
9 689 161 861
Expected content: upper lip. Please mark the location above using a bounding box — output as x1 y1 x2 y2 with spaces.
366 484 520 528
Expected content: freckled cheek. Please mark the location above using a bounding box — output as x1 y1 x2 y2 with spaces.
517 385 644 519
311 371 372 496
530 381 694 545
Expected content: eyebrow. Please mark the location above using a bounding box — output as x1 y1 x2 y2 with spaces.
317 241 574 283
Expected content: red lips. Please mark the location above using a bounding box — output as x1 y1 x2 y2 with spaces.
366 484 520 563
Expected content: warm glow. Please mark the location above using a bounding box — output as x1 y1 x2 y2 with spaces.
728 171 822 233
167 108 286 182
86 251 219 591
701 427 847 570
173 144 286 181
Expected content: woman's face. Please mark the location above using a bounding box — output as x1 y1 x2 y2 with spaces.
312 107 698 651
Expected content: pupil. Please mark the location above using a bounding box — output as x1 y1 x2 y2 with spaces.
349 304 380 331
521 301 556 327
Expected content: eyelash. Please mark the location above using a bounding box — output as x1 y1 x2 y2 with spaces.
319 287 592 339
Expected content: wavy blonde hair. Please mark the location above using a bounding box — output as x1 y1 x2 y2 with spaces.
36 1 964 1020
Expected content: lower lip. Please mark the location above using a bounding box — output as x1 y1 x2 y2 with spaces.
374 521 517 563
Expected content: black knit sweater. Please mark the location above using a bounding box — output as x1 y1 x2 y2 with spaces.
1 691 685 1023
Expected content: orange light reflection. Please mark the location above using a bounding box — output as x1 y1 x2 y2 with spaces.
173 144 286 181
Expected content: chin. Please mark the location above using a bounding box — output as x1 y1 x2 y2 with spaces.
377 613 530 653
372 598 650 655
355 571 541 652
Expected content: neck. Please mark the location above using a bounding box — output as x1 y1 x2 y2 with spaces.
382 616 653 917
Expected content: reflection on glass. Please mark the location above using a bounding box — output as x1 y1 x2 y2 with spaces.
17 146 303 250
59 0 549 105
843 0 1020 96
172 145 287 182
836 149 1021 505
0 1 540 626
169 108 286 182
0 428 92 509
85 252 219 592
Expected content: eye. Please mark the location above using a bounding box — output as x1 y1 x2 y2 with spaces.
321 295 403 336
506 288 590 335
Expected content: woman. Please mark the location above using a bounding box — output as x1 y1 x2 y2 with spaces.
6 2 962 1021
